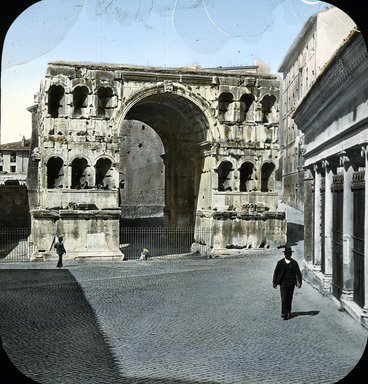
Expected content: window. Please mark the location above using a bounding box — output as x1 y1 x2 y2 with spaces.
48 85 65 118
239 94 255 122
95 157 113 189
71 158 89 189
218 92 233 121
217 161 233 191
261 162 276 192
10 152 16 162
73 86 89 116
46 157 64 188
260 94 276 123
10 165 16 173
97 87 113 117
239 162 254 192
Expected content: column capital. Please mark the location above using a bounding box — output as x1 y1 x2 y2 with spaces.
303 167 314 180
322 158 338 173
338 151 351 167
361 144 368 160
313 162 323 175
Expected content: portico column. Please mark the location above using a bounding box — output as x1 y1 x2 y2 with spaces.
340 152 355 300
362 146 368 320
322 160 334 288
303 167 314 264
313 164 322 270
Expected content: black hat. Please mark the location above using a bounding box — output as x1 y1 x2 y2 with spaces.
284 245 293 254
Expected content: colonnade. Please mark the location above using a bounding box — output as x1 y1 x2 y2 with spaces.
304 146 368 324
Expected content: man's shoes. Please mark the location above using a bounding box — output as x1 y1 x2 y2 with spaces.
282 314 289 320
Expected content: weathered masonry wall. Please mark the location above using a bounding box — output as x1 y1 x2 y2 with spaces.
29 61 286 259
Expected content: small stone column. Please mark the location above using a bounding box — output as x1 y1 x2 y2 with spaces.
340 152 355 300
303 167 314 264
322 160 334 288
313 164 322 270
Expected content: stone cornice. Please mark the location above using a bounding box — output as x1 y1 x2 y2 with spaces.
293 32 368 129
47 61 278 81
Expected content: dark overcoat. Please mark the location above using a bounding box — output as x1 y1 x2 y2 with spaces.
54 242 66 256
273 258 302 287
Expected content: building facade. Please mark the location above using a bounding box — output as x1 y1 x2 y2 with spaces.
278 6 356 210
0 137 30 185
27 61 286 260
293 31 368 328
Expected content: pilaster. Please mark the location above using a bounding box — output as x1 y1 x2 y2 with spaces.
313 163 322 270
322 159 334 279
340 152 355 300
303 167 314 264
361 146 368 322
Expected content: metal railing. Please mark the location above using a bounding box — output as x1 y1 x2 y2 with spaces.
119 226 212 259
0 226 213 262
0 228 31 262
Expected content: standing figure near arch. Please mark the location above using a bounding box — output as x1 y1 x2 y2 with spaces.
54 236 66 268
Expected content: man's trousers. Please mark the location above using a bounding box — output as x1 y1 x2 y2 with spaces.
280 282 295 316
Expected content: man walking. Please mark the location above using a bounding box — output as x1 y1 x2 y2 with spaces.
54 236 66 268
273 245 302 320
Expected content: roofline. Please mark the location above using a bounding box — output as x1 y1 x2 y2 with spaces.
46 61 278 79
278 13 317 73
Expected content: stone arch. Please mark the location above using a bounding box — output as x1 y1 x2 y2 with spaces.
97 86 114 117
260 94 277 123
216 160 234 192
239 161 255 192
95 157 113 189
218 92 234 121
117 86 210 226
261 161 276 192
46 156 64 188
72 85 89 116
47 85 65 118
71 157 90 189
240 93 255 122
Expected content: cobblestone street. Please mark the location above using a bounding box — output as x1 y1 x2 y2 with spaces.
0 205 367 383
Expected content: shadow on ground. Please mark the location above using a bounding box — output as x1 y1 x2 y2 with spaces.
290 310 320 319
0 269 123 384
0 269 222 384
286 222 304 246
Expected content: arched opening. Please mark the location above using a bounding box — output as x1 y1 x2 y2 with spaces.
71 158 89 189
239 162 254 192
97 87 113 117
260 94 277 123
218 92 233 121
217 161 233 192
46 157 64 188
261 162 276 192
73 86 89 116
240 93 255 122
48 85 64 118
122 92 208 227
95 157 113 189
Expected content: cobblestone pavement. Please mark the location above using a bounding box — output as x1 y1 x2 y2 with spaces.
0 205 367 384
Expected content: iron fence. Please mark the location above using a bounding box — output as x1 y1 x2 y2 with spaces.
0 228 31 262
119 226 212 259
0 226 213 262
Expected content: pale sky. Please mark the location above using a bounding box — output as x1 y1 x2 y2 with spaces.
1 0 340 144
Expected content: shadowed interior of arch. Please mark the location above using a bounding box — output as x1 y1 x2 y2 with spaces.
122 93 209 227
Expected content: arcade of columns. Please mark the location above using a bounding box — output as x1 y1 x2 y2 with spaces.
304 148 368 327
